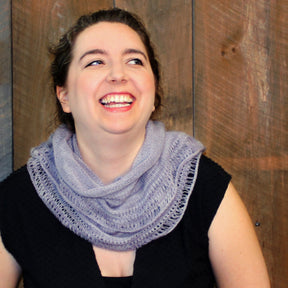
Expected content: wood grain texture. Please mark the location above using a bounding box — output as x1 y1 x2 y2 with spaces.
0 0 12 181
115 0 193 134
12 0 113 169
194 1 288 287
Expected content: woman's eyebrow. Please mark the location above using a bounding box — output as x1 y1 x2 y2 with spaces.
79 48 148 62
79 49 107 62
123 48 147 60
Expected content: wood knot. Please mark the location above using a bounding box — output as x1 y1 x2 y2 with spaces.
221 45 238 58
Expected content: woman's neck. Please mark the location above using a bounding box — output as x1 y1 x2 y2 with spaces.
75 129 146 184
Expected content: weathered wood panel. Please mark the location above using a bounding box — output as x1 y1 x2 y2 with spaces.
0 0 12 181
13 0 113 170
115 0 193 135
194 1 288 287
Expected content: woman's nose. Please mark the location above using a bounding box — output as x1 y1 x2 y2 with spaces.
106 63 128 83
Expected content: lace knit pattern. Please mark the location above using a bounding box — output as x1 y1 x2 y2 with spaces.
27 121 204 251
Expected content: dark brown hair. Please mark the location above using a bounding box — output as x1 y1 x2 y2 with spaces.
50 8 163 132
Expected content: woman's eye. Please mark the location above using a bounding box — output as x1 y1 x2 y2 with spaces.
85 60 104 67
128 58 143 66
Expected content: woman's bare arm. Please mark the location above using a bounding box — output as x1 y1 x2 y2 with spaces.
208 183 270 288
0 234 22 288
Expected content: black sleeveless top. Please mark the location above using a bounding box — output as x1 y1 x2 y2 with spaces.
0 155 231 288
104 276 132 288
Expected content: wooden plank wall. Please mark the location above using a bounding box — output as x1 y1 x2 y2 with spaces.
3 0 287 287
0 0 12 181
194 1 288 287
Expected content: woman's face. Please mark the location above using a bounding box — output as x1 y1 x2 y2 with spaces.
57 22 155 138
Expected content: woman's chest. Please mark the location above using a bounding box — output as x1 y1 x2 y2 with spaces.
15 181 215 287
25 223 213 288
93 246 136 277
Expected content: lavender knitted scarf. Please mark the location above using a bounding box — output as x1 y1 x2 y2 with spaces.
27 121 204 251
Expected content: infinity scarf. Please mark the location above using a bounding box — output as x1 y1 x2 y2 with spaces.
27 121 204 251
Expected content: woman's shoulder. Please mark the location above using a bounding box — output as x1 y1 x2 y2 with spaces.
195 154 232 199
196 154 232 202
186 154 232 233
0 166 34 202
1 165 30 184
197 154 231 182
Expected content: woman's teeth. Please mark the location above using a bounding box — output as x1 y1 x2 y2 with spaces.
100 94 134 107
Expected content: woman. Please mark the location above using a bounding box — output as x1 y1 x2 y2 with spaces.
0 8 270 288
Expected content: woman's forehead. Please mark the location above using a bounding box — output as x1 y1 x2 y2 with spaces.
73 22 146 54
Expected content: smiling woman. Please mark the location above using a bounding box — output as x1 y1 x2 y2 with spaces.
50 9 162 134
0 8 270 288
57 22 155 143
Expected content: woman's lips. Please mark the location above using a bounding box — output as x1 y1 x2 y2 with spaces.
99 93 135 111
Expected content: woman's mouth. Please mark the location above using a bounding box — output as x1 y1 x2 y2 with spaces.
99 94 135 108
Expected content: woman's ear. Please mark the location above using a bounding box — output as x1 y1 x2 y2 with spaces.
56 86 71 113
